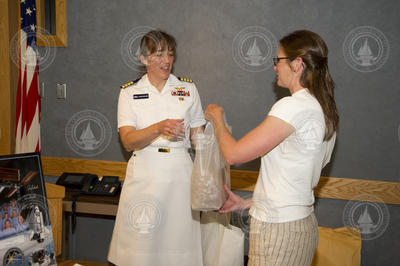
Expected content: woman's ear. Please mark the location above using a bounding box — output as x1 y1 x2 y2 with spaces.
291 57 304 73
140 54 148 66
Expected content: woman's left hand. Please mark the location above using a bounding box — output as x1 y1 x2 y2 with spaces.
218 184 244 213
205 104 224 123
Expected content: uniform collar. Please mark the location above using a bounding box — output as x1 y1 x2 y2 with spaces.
167 74 180 85
142 74 177 94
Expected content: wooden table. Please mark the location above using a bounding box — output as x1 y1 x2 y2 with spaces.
63 188 120 216
62 188 120 260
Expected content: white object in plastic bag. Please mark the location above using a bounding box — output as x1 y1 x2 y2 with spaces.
191 122 230 211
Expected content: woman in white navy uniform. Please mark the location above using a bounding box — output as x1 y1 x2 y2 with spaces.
108 30 205 266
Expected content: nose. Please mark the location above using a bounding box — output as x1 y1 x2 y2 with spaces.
162 53 172 64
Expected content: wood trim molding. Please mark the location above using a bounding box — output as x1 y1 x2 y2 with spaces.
41 156 400 205
230 170 400 205
36 0 67 47
63 201 118 216
0 0 18 155
45 183 65 256
42 156 127 179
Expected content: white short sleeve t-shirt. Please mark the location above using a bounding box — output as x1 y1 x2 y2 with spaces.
117 74 206 148
249 89 336 223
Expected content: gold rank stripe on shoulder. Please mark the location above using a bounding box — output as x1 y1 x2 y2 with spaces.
177 76 193 83
120 77 142 89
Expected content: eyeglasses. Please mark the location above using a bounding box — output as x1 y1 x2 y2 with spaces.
273 57 291 66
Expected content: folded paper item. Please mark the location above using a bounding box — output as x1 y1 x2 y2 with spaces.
312 226 361 266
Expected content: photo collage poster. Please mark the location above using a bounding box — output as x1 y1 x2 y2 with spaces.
0 152 57 266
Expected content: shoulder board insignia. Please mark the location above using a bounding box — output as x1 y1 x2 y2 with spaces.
121 77 142 89
177 76 193 83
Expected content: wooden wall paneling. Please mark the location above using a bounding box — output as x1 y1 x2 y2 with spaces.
41 156 127 180
45 182 66 256
36 0 67 47
41 156 400 205
314 176 400 205
0 0 18 155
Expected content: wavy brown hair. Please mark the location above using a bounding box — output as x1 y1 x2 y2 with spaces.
280 30 339 140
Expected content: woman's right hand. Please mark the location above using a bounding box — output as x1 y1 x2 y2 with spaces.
158 119 185 137
205 104 224 124
218 184 251 213
119 119 185 152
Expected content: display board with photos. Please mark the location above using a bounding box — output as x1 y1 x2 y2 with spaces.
0 152 57 265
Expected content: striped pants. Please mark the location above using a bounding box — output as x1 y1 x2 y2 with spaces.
248 213 318 266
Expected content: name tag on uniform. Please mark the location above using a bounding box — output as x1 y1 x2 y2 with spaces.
133 93 149 99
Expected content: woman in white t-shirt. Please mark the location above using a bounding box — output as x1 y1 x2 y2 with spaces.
205 30 339 266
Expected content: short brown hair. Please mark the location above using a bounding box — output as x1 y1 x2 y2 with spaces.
140 30 176 57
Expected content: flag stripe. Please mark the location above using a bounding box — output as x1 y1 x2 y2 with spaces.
15 0 41 153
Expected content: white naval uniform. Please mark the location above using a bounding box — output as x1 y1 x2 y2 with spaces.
108 74 206 266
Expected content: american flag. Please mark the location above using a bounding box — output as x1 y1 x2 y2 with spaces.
15 0 41 153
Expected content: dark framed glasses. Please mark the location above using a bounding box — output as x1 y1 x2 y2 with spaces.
273 57 291 66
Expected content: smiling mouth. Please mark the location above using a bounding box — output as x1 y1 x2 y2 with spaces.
160 64 170 71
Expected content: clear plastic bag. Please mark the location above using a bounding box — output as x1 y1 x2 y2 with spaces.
191 121 230 211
